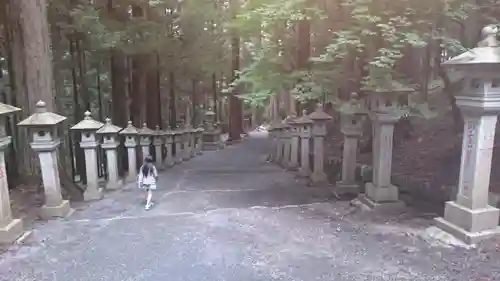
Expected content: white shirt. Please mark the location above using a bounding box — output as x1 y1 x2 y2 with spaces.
138 165 158 186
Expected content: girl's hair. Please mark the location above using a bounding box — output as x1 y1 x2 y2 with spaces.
142 156 154 177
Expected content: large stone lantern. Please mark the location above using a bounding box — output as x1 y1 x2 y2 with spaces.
357 85 413 210
71 111 104 201
96 118 123 191
308 104 332 184
18 101 72 219
295 110 313 177
119 121 139 183
153 125 165 169
266 121 279 162
163 129 175 167
335 97 365 195
434 25 500 244
280 117 292 168
138 123 155 159
203 109 222 150
0 103 25 243
287 114 301 170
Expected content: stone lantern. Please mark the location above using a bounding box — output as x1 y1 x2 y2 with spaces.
173 125 184 164
163 129 175 167
119 121 139 183
335 97 365 195
0 103 25 243
266 122 279 162
308 104 332 184
153 125 165 170
203 109 222 150
295 110 313 177
18 101 72 219
194 127 204 155
96 118 123 191
71 111 104 201
273 122 285 163
182 124 193 161
434 25 500 244
287 114 300 170
280 118 292 168
138 123 155 160
357 85 413 210
188 125 197 158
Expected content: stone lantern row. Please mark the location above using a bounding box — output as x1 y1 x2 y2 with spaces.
0 101 209 244
269 22 500 246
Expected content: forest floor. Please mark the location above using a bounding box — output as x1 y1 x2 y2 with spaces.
1 132 499 281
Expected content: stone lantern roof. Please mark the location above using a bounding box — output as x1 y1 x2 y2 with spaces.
18 100 66 127
443 25 500 69
71 111 104 131
0 102 20 116
295 110 313 124
308 104 332 121
285 113 298 124
205 110 215 116
138 123 155 136
96 118 122 134
119 121 139 135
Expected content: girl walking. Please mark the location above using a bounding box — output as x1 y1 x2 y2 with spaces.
138 156 158 210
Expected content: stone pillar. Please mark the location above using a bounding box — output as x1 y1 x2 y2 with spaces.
266 123 278 162
195 127 204 155
164 130 175 167
336 114 363 195
274 125 284 163
309 104 332 185
358 113 403 209
0 103 25 243
18 101 72 219
71 111 104 201
281 122 291 168
436 112 500 243
187 128 195 158
97 118 124 190
120 121 139 183
174 130 183 164
154 126 164 170
288 118 300 170
183 128 192 161
295 110 313 177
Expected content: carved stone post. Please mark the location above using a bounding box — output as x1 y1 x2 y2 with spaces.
154 126 165 170
287 115 300 170
18 101 72 219
434 25 500 244
164 129 175 167
308 104 332 185
281 120 291 168
195 127 204 155
274 123 284 163
335 113 363 195
119 121 139 183
202 110 223 150
0 103 25 243
97 118 123 190
183 125 192 161
174 128 183 164
71 111 104 201
295 110 313 177
138 123 154 160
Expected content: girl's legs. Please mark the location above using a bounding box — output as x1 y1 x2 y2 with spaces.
145 189 153 210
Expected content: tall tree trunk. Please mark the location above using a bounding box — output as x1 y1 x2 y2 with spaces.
169 72 177 129
7 0 54 178
146 55 160 128
228 0 243 142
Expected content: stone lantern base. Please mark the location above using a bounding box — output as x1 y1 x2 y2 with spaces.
434 201 500 244
357 183 405 212
0 218 24 244
335 181 360 196
40 200 73 220
203 131 223 151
